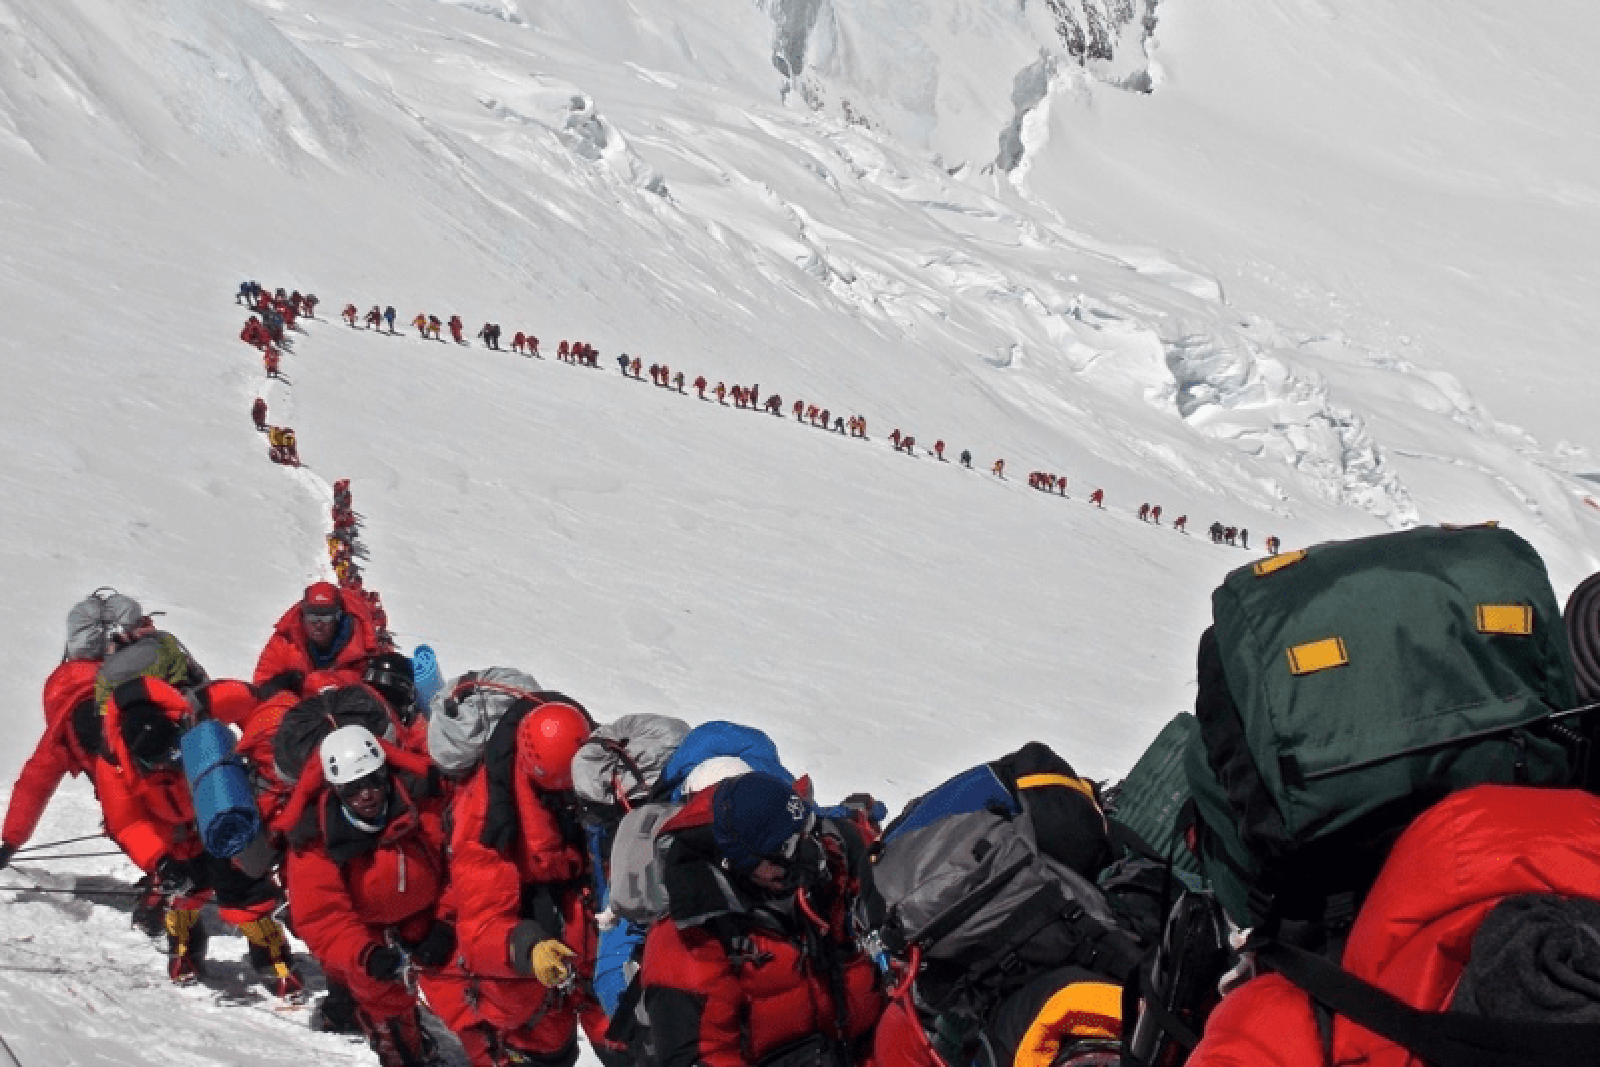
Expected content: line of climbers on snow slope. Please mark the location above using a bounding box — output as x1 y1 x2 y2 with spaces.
241 281 315 468
241 281 387 604
318 282 1278 556
9 526 1600 1067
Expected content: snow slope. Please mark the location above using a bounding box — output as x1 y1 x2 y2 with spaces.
1 0 1598 1063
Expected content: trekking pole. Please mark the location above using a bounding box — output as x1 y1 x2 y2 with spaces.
0 965 71 975
14 833 106 854
8 851 127 862
0 1030 22 1067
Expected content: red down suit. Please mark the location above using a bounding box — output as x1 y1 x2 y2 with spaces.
430 696 617 1066
252 587 385 696
2 659 103 850
95 674 267 920
285 744 454 1019
1189 784 1600 1067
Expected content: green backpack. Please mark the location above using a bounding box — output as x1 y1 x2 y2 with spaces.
1187 524 1584 929
1105 712 1202 877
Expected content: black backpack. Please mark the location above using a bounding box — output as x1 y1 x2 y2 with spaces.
1122 889 1232 1067
272 685 396 784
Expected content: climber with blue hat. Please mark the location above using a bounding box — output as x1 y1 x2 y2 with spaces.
633 772 886 1067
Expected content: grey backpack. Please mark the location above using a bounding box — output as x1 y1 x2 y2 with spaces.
860 755 1140 1011
427 667 542 777
605 800 686 922
64 588 144 661
572 713 691 809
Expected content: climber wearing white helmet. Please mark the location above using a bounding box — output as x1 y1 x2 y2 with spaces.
285 723 462 1067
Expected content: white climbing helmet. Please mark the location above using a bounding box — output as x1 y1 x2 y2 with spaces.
320 725 386 785
684 755 754 796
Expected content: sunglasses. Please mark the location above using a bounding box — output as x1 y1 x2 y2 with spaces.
303 608 341 624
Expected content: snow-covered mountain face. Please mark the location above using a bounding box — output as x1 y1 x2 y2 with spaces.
5 0 1597 561
1 1 1599 1062
1 0 1597 760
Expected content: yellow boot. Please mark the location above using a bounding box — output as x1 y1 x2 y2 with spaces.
164 908 207 983
239 916 304 998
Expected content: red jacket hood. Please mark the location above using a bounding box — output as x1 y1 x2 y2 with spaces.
1192 785 1600 1067
660 786 716 835
1339 784 1600 1011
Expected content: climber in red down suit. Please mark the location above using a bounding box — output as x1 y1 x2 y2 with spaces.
253 581 387 700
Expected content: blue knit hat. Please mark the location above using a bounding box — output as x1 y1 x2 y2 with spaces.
711 773 810 872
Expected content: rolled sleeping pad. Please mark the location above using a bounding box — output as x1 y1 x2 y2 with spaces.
413 644 444 713
181 718 262 859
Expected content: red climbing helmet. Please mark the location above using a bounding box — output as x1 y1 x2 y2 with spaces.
516 702 594 792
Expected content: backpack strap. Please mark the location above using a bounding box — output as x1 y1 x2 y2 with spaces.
1255 939 1600 1067
931 881 1145 1015
980 883 1145 987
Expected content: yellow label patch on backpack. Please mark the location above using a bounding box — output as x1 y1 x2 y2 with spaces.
1286 637 1349 675
1253 550 1307 577
1476 604 1533 636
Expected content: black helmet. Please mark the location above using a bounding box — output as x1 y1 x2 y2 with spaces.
363 652 416 716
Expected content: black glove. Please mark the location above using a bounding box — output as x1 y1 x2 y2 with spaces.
363 944 407 985
0 843 15 871
155 856 197 897
254 670 305 701
409 920 457 969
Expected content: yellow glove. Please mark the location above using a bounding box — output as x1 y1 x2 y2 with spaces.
531 939 576 988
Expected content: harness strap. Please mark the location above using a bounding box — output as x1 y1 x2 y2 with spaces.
1256 939 1600 1067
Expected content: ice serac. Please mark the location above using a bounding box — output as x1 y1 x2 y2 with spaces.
1160 330 1420 529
